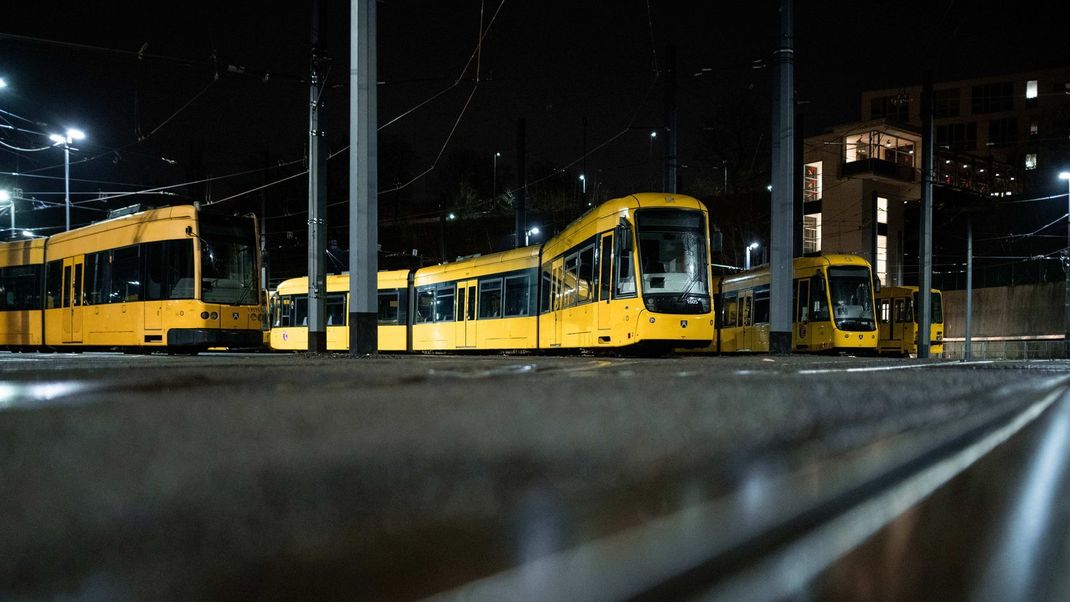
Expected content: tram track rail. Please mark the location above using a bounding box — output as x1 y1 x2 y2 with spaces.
430 375 1070 601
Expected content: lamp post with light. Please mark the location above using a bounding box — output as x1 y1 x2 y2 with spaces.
48 128 86 232
492 151 501 200
0 189 13 233
525 225 540 246
745 241 760 270
1060 171 1070 358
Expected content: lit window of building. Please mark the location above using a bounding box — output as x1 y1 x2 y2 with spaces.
1030 120 1039 136
1026 80 1038 100
1025 153 1038 170
876 196 887 286
803 213 822 254
804 161 822 202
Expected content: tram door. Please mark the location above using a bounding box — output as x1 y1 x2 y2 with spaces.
795 278 811 350
738 290 753 350
63 255 85 344
457 280 477 348
597 233 613 332
551 258 565 346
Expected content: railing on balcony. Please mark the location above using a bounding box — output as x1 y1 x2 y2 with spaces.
842 158 916 183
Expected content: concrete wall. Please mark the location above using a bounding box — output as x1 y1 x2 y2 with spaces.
943 283 1064 338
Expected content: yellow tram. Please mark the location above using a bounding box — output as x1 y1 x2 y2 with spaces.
712 254 879 353
876 285 944 356
0 205 263 352
268 193 715 353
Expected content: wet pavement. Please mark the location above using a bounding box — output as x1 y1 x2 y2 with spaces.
0 352 1068 600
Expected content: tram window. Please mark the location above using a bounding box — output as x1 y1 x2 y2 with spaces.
540 270 551 313
879 299 891 323
110 246 141 303
504 275 529 317
797 280 810 322
741 296 751 326
166 240 195 299
599 236 613 301
563 254 579 308
456 288 465 322
724 294 738 326
479 279 503 319
142 241 166 301
378 291 399 325
0 265 42 311
46 261 63 309
894 298 908 323
810 275 830 321
577 245 595 303
467 285 476 320
753 289 770 324
415 289 434 324
84 253 106 305
62 266 71 308
615 237 636 298
294 295 308 325
713 293 722 327
325 293 346 326
72 264 82 307
435 286 455 322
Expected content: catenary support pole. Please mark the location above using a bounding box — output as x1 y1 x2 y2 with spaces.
769 0 794 355
663 45 677 193
515 118 526 248
349 0 379 355
307 0 328 352
918 70 934 359
1065 177 1070 359
64 145 70 231
965 216 973 360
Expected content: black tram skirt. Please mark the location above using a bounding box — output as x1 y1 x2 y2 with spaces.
167 329 263 349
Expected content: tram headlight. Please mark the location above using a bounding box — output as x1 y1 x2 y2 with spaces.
210 312 219 320
200 311 210 319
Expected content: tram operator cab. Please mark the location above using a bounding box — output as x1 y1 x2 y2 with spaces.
876 286 944 357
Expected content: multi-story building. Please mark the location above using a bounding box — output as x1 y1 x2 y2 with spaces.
801 67 1067 286
862 67 1070 193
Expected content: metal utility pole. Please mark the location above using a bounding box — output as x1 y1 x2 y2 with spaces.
1064 174 1070 359
349 0 379 355
918 70 934 359
769 0 794 355
965 217 973 360
663 45 678 193
64 145 70 231
307 0 328 352
515 117 526 248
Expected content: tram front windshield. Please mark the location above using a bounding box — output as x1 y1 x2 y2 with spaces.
913 292 943 324
828 266 875 331
635 209 710 314
200 216 258 305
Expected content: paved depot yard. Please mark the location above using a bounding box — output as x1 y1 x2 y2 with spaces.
1 352 1068 600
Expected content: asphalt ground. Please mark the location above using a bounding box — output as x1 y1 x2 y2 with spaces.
1 352 1068 600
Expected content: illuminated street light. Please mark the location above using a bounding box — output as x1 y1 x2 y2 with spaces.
1059 172 1070 358
21 230 34 238
0 78 7 89
745 241 760 270
49 128 87 231
446 212 457 221
492 151 501 200
525 225 540 246
579 173 586 194
0 189 14 233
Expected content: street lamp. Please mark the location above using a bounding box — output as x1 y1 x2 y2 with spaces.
745 241 760 270
0 189 12 233
1060 171 1070 358
492 152 501 200
49 128 86 232
525 225 540 246
0 78 7 89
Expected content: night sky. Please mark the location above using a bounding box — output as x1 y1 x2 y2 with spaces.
3 1 1070 258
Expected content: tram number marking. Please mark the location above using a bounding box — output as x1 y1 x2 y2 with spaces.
799 324 807 338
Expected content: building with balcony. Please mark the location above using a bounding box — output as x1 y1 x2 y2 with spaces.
799 68 1062 287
